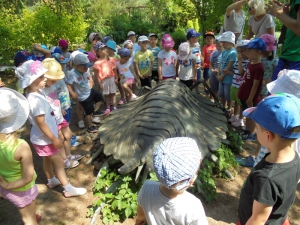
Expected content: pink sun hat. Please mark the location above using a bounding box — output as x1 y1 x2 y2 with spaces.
161 34 175 48
260 34 276 52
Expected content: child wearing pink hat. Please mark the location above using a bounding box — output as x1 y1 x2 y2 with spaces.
158 34 177 81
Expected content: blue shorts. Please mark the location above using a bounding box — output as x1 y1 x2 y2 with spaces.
203 68 210 80
63 108 72 123
197 68 201 80
210 72 219 92
218 83 231 102
272 58 300 81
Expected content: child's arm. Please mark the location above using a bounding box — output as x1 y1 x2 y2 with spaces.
193 59 197 82
246 79 260 107
66 83 78 100
35 115 63 149
238 53 244 75
144 61 154 78
0 142 35 190
135 62 144 80
33 43 51 58
88 72 94 88
219 61 234 81
113 68 118 84
135 204 147 225
158 58 163 82
130 65 141 86
245 200 272 225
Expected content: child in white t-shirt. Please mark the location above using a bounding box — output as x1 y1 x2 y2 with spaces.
176 42 197 88
158 34 177 81
116 48 140 101
15 60 87 197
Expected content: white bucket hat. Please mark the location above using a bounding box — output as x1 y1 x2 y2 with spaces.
219 31 235 45
15 60 48 89
0 87 29 134
178 42 190 60
267 69 300 98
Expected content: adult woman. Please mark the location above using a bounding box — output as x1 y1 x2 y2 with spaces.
221 0 248 43
246 0 275 39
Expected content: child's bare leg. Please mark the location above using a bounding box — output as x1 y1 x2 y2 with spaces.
61 126 72 156
132 83 137 94
94 101 101 111
76 101 83 121
123 83 133 96
49 153 69 186
111 93 117 108
85 114 93 127
104 95 110 109
43 157 55 179
233 102 240 116
19 199 38 225
246 118 256 134
117 82 125 100
58 131 67 160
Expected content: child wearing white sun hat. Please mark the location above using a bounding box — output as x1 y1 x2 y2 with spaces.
15 60 87 198
0 87 41 224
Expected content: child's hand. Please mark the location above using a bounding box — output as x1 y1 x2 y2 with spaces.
0 81 5 87
0 176 9 189
71 92 78 100
193 76 197 83
217 75 223 82
61 109 67 116
99 83 104 91
139 75 145 80
222 69 229 75
136 79 141 86
51 137 63 149
238 52 243 61
135 219 147 225
246 98 253 107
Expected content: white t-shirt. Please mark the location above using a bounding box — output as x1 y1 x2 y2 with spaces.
55 79 71 110
248 14 275 38
177 54 196 81
158 50 177 77
116 60 135 81
27 92 58 145
137 180 209 225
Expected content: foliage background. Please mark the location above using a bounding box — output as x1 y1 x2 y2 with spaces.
0 0 282 65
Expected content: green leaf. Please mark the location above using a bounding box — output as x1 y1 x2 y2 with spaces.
125 206 132 218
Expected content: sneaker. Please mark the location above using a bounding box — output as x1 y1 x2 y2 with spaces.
71 139 81 147
78 120 85 129
92 117 102 124
93 109 105 116
118 99 125 105
228 116 238 123
47 177 61 189
130 94 137 100
63 187 87 198
68 154 84 161
87 125 98 133
113 107 117 110
71 135 80 141
104 108 110 115
64 159 79 169
235 155 255 167
242 133 256 141
231 119 244 127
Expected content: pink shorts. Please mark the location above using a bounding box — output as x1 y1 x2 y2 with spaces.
0 184 38 208
32 143 60 156
57 119 69 131
122 78 135 88
162 75 176 80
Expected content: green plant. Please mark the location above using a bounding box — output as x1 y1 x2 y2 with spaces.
88 168 141 224
227 126 244 153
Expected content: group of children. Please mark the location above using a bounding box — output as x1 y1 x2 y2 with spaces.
0 28 300 225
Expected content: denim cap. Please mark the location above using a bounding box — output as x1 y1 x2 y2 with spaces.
243 38 266 52
73 54 93 68
260 34 276 51
220 31 235 45
93 41 106 52
267 69 300 98
103 36 112 44
177 42 190 60
153 137 202 190
186 28 201 40
243 93 300 139
14 50 34 67
52 53 68 64
106 40 116 50
117 48 131 58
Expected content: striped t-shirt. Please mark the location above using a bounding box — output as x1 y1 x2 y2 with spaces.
231 59 249 88
148 46 161 71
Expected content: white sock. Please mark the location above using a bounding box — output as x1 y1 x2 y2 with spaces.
47 176 60 184
238 118 243 123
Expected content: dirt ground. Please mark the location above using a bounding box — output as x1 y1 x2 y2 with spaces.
0 73 299 225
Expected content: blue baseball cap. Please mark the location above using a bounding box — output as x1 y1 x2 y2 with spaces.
103 36 112 44
106 40 116 51
186 28 201 40
153 137 202 190
50 46 62 54
243 93 300 139
243 38 266 52
117 48 131 58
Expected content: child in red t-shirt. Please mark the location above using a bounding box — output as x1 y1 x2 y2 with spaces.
201 30 216 94
237 38 266 141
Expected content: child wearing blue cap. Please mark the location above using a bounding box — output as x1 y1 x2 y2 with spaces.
237 93 300 225
136 137 208 225
237 38 265 142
